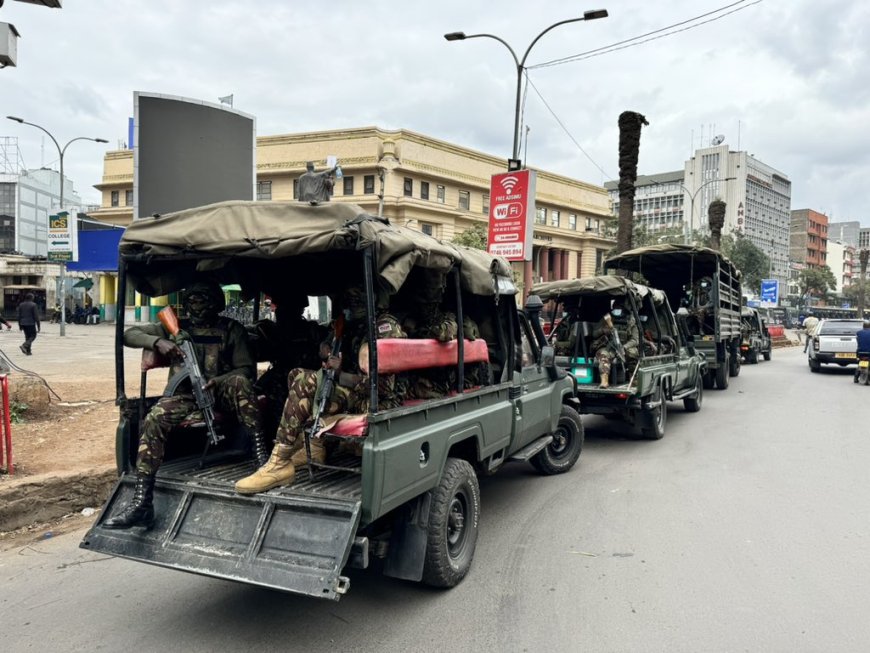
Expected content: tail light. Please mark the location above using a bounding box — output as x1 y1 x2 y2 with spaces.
813 337 820 351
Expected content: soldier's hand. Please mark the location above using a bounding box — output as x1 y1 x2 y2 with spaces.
325 353 342 371
155 338 181 358
203 378 217 391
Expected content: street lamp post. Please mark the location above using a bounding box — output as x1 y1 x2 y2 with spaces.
682 176 736 245
7 116 107 336
445 9 608 294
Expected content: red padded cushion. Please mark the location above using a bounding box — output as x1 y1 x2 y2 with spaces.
359 338 489 375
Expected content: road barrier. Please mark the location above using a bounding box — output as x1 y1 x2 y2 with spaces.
0 375 12 474
767 325 785 338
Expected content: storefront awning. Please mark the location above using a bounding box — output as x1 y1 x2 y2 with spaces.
72 278 94 289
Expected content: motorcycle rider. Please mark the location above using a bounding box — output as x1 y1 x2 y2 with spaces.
856 320 870 383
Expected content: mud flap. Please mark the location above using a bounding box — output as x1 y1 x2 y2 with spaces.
81 475 361 601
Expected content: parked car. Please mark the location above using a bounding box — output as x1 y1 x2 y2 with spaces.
807 318 864 372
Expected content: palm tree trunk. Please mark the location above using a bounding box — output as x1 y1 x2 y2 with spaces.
616 111 649 254
707 199 726 251
859 249 869 319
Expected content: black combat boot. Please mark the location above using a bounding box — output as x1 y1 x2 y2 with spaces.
103 474 156 530
250 430 270 468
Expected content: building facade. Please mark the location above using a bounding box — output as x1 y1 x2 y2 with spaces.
826 240 854 295
91 126 615 287
828 221 861 248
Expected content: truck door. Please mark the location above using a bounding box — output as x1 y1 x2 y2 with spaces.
512 313 553 446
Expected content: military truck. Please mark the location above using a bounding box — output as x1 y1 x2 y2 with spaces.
740 307 772 363
604 244 743 390
534 276 706 440
81 201 583 600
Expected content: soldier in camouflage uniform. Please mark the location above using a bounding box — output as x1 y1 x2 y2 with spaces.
104 281 268 530
591 299 639 388
235 283 406 494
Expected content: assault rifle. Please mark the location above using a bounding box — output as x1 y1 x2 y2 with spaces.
304 314 345 480
607 314 627 363
158 306 223 467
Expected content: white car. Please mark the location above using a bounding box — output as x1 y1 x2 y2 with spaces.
808 319 864 372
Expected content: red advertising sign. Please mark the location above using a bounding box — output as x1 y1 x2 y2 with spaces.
487 169 536 261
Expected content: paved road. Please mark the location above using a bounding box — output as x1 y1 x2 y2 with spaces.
3 345 868 652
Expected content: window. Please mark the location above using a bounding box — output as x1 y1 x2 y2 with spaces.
125 190 133 206
403 178 413 197
364 175 375 194
569 213 577 230
437 185 445 204
459 190 470 211
421 222 435 237
293 179 298 200
256 180 272 201
343 176 354 196
111 191 119 207
536 207 546 225
421 181 430 200
483 194 490 215
550 210 560 227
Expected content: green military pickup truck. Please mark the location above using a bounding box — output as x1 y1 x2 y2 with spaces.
81 201 583 600
740 307 772 363
605 244 743 390
533 275 706 440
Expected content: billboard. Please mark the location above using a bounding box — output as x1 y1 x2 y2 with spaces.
47 210 78 262
760 278 779 304
486 169 535 261
134 92 256 220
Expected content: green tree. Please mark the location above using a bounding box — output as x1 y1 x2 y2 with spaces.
451 222 488 250
843 279 870 306
726 234 770 294
798 265 837 306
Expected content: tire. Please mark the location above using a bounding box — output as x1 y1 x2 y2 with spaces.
422 458 480 588
809 357 820 373
702 370 715 389
683 374 703 413
729 349 741 377
748 349 759 364
715 356 730 389
763 349 771 361
641 386 667 440
531 405 584 475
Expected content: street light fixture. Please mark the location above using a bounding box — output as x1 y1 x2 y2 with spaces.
444 10 608 293
6 116 108 336
683 176 736 245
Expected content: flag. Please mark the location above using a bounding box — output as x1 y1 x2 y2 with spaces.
218 94 233 107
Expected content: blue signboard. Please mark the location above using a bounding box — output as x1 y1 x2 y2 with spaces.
760 279 779 304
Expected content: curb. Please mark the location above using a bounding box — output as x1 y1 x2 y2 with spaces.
0 466 117 532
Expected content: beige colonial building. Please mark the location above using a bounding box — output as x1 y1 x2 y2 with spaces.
91 126 614 285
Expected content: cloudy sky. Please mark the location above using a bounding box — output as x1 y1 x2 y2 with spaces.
2 0 868 226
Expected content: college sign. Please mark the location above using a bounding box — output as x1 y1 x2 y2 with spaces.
486 169 536 262
47 210 78 262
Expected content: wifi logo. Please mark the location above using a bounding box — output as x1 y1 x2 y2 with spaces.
500 176 519 194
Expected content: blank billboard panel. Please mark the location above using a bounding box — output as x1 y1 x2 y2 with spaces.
135 93 255 220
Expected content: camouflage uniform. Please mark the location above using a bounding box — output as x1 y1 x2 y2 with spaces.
273 310 406 451
592 313 639 378
125 316 261 476
405 305 459 399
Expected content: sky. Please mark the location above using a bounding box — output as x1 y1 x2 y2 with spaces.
2 0 868 226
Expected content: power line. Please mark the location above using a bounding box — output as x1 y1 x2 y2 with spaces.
530 0 762 70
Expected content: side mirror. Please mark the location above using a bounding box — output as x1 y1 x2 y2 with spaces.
540 345 555 368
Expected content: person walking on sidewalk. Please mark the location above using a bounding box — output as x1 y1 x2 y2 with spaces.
16 293 40 355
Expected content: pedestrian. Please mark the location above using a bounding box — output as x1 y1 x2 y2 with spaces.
103 280 269 530
802 313 819 352
16 292 40 355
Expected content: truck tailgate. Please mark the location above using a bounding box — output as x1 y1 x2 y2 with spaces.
81 458 362 600
819 335 857 353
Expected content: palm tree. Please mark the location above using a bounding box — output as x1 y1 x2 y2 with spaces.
707 199 726 251
859 249 869 319
615 111 649 254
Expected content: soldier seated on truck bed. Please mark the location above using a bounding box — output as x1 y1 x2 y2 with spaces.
591 299 639 388
234 283 406 495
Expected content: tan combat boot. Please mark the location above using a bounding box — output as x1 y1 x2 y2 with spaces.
234 443 295 495
290 439 327 467
600 372 610 388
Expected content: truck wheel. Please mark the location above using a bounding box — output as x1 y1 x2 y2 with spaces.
641 387 667 440
683 374 703 413
715 357 730 389
531 405 584 475
763 349 771 361
422 458 480 588
748 349 759 364
809 357 820 373
702 371 715 390
729 349 741 377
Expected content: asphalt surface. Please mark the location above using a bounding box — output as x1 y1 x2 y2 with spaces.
3 344 868 652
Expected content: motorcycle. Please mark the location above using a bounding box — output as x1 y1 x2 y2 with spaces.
855 352 870 385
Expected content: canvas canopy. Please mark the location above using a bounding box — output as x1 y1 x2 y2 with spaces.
532 275 665 304
118 200 515 298
604 243 741 281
